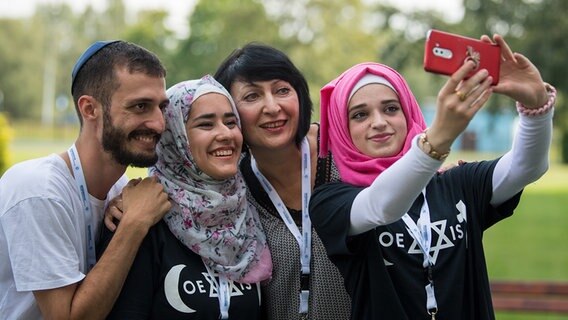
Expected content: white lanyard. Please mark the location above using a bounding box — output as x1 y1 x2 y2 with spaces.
205 264 231 319
67 144 96 271
401 189 438 318
250 137 312 315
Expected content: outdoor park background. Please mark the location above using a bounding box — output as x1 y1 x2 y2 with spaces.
1 0 567 318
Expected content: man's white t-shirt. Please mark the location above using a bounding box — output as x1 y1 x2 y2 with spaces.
0 154 127 319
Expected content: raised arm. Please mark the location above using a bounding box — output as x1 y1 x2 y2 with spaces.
484 34 555 205
350 61 494 235
350 138 441 235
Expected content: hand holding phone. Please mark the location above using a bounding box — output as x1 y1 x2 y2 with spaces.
424 29 501 85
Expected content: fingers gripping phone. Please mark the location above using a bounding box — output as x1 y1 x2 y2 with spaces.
424 29 501 85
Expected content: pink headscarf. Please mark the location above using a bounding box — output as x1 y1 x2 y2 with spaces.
319 62 427 187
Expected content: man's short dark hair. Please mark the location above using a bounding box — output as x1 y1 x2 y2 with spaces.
71 41 167 126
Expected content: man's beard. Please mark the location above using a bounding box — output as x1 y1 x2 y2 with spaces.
102 110 160 168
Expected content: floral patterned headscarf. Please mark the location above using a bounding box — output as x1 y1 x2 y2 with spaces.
149 75 272 283
319 62 427 187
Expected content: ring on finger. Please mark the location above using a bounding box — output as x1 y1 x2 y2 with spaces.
455 90 467 102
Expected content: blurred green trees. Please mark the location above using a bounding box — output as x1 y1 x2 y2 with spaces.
0 0 566 161
169 0 285 85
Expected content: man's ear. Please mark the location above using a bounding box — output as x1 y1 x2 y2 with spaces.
77 95 100 122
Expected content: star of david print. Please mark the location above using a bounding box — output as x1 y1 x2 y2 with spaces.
203 272 245 298
407 219 454 265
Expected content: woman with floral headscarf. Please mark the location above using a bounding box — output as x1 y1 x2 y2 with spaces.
310 34 555 319
99 75 271 320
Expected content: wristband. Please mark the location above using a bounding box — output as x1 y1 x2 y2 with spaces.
516 83 556 117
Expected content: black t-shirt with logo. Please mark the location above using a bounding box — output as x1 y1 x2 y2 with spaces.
310 159 521 320
98 220 261 320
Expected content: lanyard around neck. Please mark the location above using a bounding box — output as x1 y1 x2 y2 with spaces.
250 137 312 314
401 189 438 317
204 264 231 319
67 144 96 271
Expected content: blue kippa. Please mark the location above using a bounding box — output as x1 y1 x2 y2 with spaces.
71 40 119 90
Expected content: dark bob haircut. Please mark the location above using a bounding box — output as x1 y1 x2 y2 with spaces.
214 43 312 147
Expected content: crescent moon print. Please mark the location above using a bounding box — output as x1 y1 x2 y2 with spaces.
164 264 196 313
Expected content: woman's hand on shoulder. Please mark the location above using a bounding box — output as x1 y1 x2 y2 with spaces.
104 194 123 232
308 123 319 152
481 34 548 108
103 178 141 232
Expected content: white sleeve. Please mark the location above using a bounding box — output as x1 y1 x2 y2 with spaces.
349 136 441 235
491 110 553 206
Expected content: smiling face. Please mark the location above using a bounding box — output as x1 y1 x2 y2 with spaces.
348 83 408 158
102 67 168 167
185 92 243 180
229 79 299 152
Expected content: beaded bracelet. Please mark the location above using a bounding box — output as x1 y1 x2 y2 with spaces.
516 83 556 117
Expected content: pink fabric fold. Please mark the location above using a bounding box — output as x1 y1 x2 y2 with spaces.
319 62 427 187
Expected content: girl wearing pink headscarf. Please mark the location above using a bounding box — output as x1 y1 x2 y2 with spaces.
310 35 555 320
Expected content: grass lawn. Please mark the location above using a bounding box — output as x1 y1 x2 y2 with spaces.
485 189 568 281
5 127 568 319
486 187 568 319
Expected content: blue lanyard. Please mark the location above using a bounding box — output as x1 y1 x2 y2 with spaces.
67 144 96 271
250 137 312 315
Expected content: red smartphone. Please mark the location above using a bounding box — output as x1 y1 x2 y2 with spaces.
424 29 501 85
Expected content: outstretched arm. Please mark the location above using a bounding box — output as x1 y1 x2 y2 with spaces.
350 138 441 235
491 111 553 206
481 34 555 206
350 61 494 235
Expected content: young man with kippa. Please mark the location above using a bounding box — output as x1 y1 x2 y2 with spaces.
0 41 172 319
